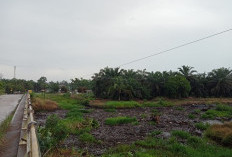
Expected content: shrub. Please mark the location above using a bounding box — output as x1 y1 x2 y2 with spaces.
38 114 68 154
32 98 58 111
205 122 232 146
105 116 137 125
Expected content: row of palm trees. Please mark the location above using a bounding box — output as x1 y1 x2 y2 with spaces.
92 66 232 100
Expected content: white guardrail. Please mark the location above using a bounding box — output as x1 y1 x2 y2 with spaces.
17 93 41 157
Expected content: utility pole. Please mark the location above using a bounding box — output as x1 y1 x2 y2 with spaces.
14 66 16 79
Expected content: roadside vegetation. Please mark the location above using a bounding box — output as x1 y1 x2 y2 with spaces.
0 113 13 146
32 98 58 111
33 93 98 156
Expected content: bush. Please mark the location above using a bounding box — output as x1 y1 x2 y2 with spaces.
32 98 58 111
38 114 68 154
205 122 232 146
105 116 137 125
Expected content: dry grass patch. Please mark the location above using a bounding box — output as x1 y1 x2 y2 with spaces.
45 148 88 157
206 122 232 147
32 98 58 111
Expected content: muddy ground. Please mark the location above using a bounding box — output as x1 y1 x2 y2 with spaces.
34 104 232 156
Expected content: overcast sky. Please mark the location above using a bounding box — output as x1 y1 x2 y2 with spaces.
0 0 232 82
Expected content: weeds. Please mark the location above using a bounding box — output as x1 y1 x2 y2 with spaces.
0 113 13 146
195 122 210 130
38 115 68 155
103 133 232 157
105 116 137 126
79 132 96 143
104 108 116 112
142 99 173 107
172 130 191 139
188 113 196 119
201 104 232 119
106 101 141 108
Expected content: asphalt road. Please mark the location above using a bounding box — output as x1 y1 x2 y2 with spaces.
0 94 23 123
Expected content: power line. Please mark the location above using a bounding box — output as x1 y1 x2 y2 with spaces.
118 28 232 67
80 28 232 79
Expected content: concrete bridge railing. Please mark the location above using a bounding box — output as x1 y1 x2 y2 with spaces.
17 94 41 157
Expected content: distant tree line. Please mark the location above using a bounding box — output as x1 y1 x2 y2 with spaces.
0 66 231 100
92 66 232 100
0 76 92 94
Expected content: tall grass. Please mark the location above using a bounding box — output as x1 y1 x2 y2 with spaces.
205 122 232 146
32 98 58 111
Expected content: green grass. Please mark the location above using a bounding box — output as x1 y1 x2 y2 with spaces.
195 122 210 130
106 101 141 108
105 116 137 126
142 99 173 107
175 106 184 111
201 104 232 119
149 130 162 137
0 113 13 146
194 109 201 114
188 113 196 119
104 108 116 112
103 134 232 157
79 132 96 143
171 130 191 139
